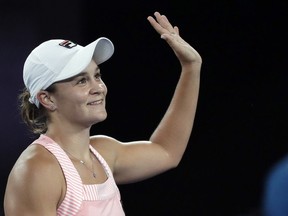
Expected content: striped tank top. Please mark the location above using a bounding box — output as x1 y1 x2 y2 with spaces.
32 134 125 216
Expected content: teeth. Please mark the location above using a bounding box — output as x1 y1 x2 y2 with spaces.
89 100 102 105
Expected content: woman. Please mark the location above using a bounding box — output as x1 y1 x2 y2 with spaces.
4 11 202 215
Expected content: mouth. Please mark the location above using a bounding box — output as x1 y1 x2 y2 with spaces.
87 99 103 105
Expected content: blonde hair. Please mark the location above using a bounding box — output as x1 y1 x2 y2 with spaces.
19 86 55 134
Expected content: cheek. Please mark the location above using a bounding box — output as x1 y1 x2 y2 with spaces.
73 91 89 104
56 90 88 107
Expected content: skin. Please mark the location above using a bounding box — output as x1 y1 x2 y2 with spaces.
4 11 202 216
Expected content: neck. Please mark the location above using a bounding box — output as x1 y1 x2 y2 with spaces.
45 126 92 159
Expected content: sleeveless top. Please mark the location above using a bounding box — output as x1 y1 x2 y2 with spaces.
32 134 125 216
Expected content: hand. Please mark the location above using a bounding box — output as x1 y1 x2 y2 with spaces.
147 11 202 66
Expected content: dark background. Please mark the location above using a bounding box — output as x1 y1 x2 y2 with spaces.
1 0 288 215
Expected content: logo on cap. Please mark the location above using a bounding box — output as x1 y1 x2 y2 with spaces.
59 40 77 49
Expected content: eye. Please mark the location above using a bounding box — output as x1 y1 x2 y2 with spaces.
95 72 102 80
77 77 87 84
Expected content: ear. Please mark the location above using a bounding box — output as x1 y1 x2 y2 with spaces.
37 90 57 111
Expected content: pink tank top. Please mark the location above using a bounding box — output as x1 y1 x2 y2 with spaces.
32 134 126 216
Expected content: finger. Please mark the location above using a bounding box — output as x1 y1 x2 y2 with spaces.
147 15 164 34
154 12 175 33
173 26 179 35
147 14 170 35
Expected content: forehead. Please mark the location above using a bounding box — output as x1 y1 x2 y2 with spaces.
58 64 101 82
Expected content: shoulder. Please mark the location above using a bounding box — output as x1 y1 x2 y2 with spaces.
14 143 63 179
263 155 288 215
267 156 288 184
89 135 123 170
5 143 65 210
90 135 122 150
90 134 119 143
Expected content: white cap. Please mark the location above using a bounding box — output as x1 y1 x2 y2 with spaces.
23 37 114 108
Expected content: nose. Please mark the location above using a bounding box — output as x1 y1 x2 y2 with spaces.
90 82 106 95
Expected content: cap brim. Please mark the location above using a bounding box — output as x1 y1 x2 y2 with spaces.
54 37 114 82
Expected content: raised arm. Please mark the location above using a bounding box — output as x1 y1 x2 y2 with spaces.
92 11 202 184
147 11 202 161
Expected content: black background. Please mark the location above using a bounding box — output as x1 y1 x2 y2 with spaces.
1 0 288 215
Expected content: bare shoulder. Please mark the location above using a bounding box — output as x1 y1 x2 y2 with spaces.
89 135 123 170
90 135 120 147
10 144 63 183
4 144 65 215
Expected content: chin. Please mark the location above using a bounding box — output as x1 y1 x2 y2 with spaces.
89 117 106 127
95 113 107 122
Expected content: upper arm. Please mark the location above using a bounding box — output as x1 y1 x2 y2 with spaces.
91 135 175 184
4 145 64 216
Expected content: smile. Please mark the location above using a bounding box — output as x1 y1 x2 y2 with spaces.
88 99 103 105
